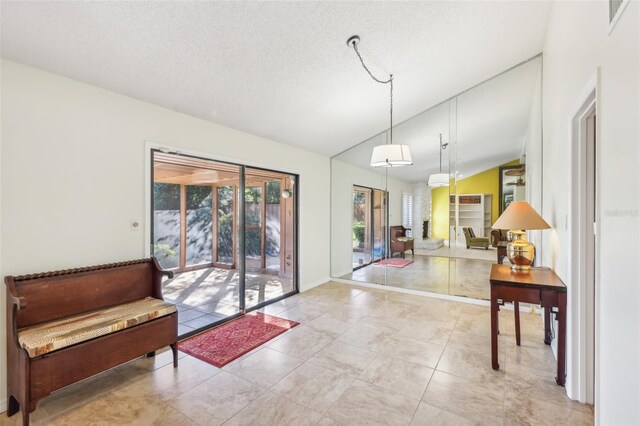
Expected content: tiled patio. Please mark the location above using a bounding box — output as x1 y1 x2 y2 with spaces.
162 267 295 335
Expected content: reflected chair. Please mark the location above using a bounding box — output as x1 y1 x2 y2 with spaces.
390 226 414 258
490 229 509 247
462 227 489 250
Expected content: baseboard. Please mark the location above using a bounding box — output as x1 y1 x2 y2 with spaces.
332 270 352 279
330 277 543 315
331 277 491 306
301 276 331 291
0 398 7 414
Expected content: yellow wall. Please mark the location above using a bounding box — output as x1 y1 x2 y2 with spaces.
431 185 450 240
430 159 520 240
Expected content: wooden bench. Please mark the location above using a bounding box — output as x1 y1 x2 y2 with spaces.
5 258 178 426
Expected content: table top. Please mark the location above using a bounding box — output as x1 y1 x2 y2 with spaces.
489 264 566 292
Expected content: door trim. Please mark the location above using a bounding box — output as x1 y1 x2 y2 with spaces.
568 70 600 409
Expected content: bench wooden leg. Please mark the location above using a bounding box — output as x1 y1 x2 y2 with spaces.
146 351 156 358
22 409 30 426
170 343 178 368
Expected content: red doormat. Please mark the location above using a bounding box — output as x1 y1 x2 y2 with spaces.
376 258 414 268
178 312 299 367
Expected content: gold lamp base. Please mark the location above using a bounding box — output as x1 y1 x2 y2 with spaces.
506 231 534 272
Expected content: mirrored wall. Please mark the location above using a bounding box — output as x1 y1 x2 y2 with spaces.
330 56 542 300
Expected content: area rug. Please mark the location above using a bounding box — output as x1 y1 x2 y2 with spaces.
376 258 414 268
178 312 299 367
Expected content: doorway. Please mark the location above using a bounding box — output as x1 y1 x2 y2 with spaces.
352 185 387 270
151 150 298 337
571 89 597 405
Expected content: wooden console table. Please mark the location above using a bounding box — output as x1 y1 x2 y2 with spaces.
489 264 567 386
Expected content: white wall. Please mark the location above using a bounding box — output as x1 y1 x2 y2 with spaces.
330 158 413 277
541 2 639 424
0 59 332 406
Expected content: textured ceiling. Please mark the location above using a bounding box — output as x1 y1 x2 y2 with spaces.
0 1 551 157
336 57 541 183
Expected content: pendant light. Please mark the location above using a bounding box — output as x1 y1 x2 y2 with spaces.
428 134 449 187
347 35 413 168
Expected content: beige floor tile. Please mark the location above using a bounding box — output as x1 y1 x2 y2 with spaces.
113 356 220 402
454 310 492 337
257 298 303 315
38 367 129 418
381 335 445 368
276 302 332 323
224 391 321 426
410 402 475 426
115 349 187 381
328 303 377 323
447 329 506 354
504 364 592 414
1 406 51 426
307 313 355 335
505 340 557 372
271 361 354 412
504 396 594 426
436 345 505 380
48 393 195 425
337 323 396 352
325 379 420 426
168 371 265 425
225 347 304 388
397 318 453 346
316 416 339 426
268 325 336 359
359 354 434 400
422 371 504 425
309 340 378 377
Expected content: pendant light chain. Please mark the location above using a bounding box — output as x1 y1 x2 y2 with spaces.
351 41 394 145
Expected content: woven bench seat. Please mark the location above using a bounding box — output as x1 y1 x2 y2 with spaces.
18 296 176 358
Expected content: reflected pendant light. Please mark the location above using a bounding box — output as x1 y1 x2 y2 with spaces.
428 134 449 187
347 35 413 168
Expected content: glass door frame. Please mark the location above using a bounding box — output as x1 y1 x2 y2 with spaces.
352 184 388 271
150 149 299 338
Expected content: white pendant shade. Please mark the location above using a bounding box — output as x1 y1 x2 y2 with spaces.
370 144 413 167
428 173 449 187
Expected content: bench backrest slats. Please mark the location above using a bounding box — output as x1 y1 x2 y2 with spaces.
13 262 155 328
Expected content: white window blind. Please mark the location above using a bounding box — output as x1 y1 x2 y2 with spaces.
402 193 413 230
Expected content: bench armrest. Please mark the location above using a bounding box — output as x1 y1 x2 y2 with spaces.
5 276 26 310
152 257 174 279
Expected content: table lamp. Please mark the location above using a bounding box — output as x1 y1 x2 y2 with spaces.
492 201 550 272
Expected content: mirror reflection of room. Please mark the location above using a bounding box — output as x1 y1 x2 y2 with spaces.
331 56 542 300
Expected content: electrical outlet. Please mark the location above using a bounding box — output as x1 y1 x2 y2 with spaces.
131 219 141 231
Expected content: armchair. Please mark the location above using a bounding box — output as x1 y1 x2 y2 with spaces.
390 226 414 259
490 229 509 247
462 227 489 250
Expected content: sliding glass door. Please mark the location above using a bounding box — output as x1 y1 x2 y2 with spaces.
151 150 298 337
352 185 387 270
244 168 297 309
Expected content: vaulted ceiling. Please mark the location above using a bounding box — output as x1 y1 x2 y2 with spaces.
1 1 551 157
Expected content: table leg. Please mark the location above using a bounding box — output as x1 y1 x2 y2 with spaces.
491 286 500 370
544 307 552 345
556 292 567 386
514 301 521 346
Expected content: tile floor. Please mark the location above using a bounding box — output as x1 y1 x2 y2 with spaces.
162 267 295 335
342 255 495 300
3 282 593 425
